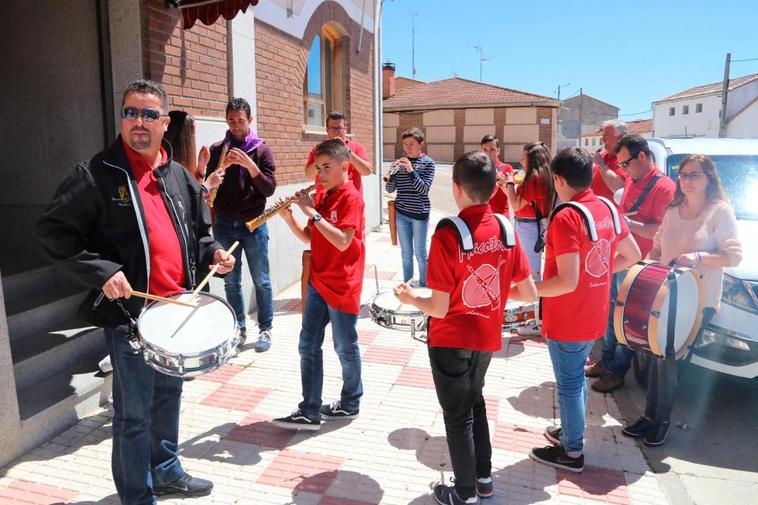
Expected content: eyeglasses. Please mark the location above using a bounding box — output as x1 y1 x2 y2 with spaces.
327 126 346 132
121 107 163 122
679 171 704 181
618 152 640 169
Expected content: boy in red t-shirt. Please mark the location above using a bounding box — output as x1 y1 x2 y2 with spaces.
481 134 514 217
396 152 537 504
528 148 640 473
274 139 366 431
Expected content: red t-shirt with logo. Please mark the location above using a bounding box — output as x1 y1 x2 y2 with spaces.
619 167 676 258
426 204 532 352
488 162 514 217
308 139 368 197
515 172 550 219
309 182 366 314
542 189 630 342
590 150 628 203
123 141 185 297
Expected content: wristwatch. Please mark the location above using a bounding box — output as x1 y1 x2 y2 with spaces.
311 213 322 223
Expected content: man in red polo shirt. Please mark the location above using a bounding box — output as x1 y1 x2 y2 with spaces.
395 151 537 504
304 111 373 195
275 138 365 431
590 120 630 203
529 148 640 473
481 134 514 216
589 135 676 393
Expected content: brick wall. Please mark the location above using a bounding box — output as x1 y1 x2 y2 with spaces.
142 0 229 117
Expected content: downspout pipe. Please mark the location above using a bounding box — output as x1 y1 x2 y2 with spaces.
373 0 384 226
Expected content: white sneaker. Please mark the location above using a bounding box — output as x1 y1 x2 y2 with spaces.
515 322 542 337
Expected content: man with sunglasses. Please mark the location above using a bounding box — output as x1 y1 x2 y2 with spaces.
589 134 675 393
304 111 373 196
37 79 234 503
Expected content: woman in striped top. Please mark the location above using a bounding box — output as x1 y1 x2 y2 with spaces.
385 128 436 286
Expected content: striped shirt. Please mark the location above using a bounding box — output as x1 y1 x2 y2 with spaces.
385 155 436 220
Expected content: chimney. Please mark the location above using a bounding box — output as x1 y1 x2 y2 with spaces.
382 62 396 99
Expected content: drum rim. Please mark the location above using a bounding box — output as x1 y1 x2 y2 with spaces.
370 290 428 316
614 261 647 349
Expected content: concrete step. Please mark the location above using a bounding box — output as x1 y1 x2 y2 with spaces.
6 287 89 342
11 319 105 390
18 351 112 453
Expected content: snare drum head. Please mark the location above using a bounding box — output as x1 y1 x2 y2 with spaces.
138 292 237 354
654 269 702 356
372 289 430 315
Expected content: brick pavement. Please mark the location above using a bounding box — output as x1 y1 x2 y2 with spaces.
0 217 670 504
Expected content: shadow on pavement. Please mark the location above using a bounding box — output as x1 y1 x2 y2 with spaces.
291 470 384 504
388 427 450 472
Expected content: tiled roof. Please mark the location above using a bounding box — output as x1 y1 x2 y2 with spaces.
581 119 653 137
383 76 556 109
655 73 758 102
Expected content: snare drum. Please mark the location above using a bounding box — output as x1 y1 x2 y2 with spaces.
503 300 538 330
369 289 430 342
137 291 239 377
614 261 704 359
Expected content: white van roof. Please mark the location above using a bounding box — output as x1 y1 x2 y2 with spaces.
649 137 758 156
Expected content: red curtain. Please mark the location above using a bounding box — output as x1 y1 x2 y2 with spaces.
177 0 260 30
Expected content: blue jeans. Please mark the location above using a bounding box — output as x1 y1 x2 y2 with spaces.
213 217 274 333
515 219 543 282
396 211 429 287
298 283 363 420
547 339 594 456
105 327 185 505
600 271 633 377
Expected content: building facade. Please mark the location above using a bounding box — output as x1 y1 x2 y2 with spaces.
557 93 619 151
579 119 653 149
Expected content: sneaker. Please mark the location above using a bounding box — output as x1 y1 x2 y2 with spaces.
433 484 478 504
529 445 584 473
544 425 561 445
320 400 359 420
515 321 542 337
584 360 607 377
153 472 213 497
272 410 321 431
255 329 272 353
643 421 670 447
238 330 247 347
622 417 655 438
591 373 625 393
476 476 493 499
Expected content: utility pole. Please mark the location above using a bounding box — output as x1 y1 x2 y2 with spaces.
410 10 419 79
557 83 570 101
719 52 731 138
472 43 489 82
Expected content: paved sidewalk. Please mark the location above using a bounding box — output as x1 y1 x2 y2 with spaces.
0 218 670 505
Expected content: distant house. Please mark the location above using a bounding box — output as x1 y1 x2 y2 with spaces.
382 63 559 164
580 119 653 149
557 94 619 150
653 73 758 138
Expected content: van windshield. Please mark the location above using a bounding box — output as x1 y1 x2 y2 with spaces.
668 154 758 220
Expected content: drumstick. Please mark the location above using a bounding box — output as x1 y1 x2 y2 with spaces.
190 240 240 298
131 290 198 308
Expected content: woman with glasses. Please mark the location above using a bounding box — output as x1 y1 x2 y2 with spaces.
622 153 742 446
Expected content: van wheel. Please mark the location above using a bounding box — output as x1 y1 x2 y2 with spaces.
633 352 651 389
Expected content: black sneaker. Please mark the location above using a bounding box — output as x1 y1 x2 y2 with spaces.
433 483 479 504
622 417 655 438
476 476 493 499
544 425 561 445
643 421 670 447
153 472 213 497
272 410 321 431
319 400 359 420
529 445 584 473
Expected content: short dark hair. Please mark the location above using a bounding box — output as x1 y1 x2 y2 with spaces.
614 133 652 159
314 138 350 164
551 148 593 190
226 97 252 118
327 111 345 123
122 79 167 110
401 127 425 143
452 151 495 204
480 135 499 146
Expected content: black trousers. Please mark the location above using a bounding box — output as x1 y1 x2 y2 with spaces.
645 308 716 423
428 346 493 500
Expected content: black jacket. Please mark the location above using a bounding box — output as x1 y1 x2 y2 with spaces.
37 136 222 327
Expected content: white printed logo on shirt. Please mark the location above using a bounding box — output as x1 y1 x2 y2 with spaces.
461 258 504 310
585 238 611 278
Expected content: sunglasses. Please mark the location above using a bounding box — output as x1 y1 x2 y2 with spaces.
618 152 639 169
121 107 163 122
679 171 704 181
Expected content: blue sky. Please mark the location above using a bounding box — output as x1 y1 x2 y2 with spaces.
380 0 758 117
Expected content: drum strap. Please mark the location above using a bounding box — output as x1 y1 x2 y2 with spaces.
115 299 142 352
549 198 622 242
435 214 515 252
665 272 678 359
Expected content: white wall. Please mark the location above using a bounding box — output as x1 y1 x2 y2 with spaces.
727 100 758 138
653 95 721 138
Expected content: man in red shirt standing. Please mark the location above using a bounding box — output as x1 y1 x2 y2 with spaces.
396 152 537 504
481 134 514 216
590 120 629 202
304 111 373 195
275 139 365 431
529 148 640 473
588 135 676 393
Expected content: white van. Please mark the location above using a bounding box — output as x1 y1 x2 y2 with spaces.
645 138 758 380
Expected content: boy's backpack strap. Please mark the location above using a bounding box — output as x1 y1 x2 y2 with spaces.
435 216 474 252
597 196 622 235
549 201 599 242
493 213 516 248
